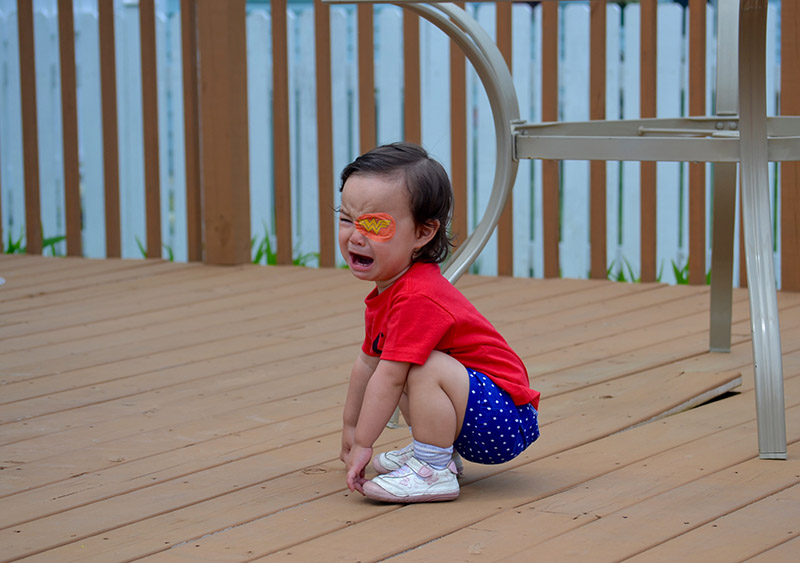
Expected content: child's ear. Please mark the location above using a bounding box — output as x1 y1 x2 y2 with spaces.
415 219 440 248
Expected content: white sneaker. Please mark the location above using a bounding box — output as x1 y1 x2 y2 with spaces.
373 444 464 476
372 442 415 474
363 457 460 503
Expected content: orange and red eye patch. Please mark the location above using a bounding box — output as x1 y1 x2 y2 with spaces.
355 213 396 241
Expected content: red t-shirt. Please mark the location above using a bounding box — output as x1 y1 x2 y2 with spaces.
361 262 540 408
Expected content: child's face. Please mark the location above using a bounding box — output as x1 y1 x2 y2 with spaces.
339 173 437 292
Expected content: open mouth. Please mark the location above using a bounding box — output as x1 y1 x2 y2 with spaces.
350 252 374 269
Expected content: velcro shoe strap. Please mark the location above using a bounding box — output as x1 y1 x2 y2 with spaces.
405 457 434 478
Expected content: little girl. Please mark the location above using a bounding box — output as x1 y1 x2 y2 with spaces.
338 142 540 503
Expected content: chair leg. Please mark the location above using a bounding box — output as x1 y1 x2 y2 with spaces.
709 163 737 352
739 0 786 460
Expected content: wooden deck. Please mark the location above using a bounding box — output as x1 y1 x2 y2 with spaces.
1 254 798 562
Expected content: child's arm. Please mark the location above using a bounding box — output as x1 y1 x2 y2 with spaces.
340 351 379 464
346 359 410 493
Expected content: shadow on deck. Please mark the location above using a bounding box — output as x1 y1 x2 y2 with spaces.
1 255 798 562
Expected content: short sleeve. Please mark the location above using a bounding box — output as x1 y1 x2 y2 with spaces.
379 293 455 365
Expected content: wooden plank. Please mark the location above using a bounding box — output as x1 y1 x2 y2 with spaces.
0 259 192 305
314 0 336 268
0 261 336 321
139 0 162 259
180 0 203 262
358 5 376 152
541 1 559 278
781 0 800 292
0 265 341 336
98 0 121 258
0 349 358 478
0 262 219 317
688 0 706 285
271 0 293 265
2 366 750 560
0 280 361 385
21 360 776 560
0 346 361 465
496 0 513 276
3 277 617 409
518 300 795 391
470 277 658 321
4 428 409 562
450 2 468 249
746 536 800 563
0 274 360 382
201 371 751 561
640 0 657 282
2 261 800 560
625 484 800 562
57 0 82 257
196 0 251 265
589 0 606 280
403 11 421 144
17 0 42 255
512 290 744 365
0 266 348 351
384 391 800 562
0 339 357 462
513 443 800 562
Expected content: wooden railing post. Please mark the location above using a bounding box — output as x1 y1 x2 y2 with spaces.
781 0 800 292
589 0 607 280
358 5 376 153
688 0 707 285
58 0 82 257
195 0 251 265
496 0 513 276
98 0 121 258
272 0 293 265
640 0 657 282
403 10 421 144
140 0 162 259
541 1 560 279
315 0 336 268
181 0 203 262
18 0 42 255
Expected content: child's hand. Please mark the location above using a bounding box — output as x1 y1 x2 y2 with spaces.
345 444 373 495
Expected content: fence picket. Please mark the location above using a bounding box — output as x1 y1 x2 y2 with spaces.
0 0 787 287
561 2 590 279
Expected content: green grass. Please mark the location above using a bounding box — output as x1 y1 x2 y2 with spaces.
251 224 318 267
606 257 708 285
5 229 66 256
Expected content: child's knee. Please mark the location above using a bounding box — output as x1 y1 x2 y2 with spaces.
407 352 470 404
414 350 465 376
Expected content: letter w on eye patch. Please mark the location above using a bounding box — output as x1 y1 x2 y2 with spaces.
355 213 396 241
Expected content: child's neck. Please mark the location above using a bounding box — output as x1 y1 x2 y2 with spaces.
375 264 412 293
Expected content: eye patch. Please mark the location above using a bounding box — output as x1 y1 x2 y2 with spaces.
355 213 396 242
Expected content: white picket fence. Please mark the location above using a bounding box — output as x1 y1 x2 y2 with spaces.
0 0 784 285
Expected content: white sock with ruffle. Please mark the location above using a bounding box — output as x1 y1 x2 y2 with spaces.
412 439 453 470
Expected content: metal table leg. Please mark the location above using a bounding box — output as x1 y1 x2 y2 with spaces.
738 0 786 459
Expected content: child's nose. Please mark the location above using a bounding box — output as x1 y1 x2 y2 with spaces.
349 228 367 245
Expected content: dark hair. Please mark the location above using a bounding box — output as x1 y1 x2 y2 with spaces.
339 142 454 263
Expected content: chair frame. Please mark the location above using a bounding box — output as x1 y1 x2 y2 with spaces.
325 0 788 460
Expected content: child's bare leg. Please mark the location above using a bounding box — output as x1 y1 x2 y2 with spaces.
406 350 470 448
398 391 411 426
363 351 468 502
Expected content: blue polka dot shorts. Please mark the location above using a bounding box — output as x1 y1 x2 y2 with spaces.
453 368 540 465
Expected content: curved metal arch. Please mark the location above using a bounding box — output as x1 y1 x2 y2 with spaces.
396 3 520 283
